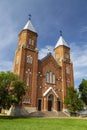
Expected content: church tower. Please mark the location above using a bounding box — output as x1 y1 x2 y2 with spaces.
13 18 38 111
54 32 74 110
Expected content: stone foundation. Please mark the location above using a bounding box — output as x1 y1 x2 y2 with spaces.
7 106 37 116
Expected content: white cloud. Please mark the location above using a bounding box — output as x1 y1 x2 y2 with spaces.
80 26 87 33
70 42 87 79
70 42 87 88
38 45 54 59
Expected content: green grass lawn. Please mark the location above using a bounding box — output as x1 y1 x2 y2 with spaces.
0 118 87 130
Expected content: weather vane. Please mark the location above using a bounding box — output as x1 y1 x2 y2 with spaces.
28 14 32 20
60 30 62 36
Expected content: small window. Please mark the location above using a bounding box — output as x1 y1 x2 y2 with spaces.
27 55 32 64
23 98 30 104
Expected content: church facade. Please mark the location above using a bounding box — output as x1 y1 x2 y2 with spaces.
13 19 74 113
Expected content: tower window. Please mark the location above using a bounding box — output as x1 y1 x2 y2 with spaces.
56 53 60 59
32 40 34 45
66 67 70 74
28 38 31 44
28 38 34 46
27 55 32 64
65 52 69 59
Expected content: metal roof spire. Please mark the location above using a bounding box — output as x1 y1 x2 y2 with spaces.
55 31 69 48
23 15 37 33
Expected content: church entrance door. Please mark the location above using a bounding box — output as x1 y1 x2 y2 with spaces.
38 99 42 111
57 100 61 111
48 94 54 111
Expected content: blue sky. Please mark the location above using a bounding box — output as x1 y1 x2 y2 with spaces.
0 0 87 88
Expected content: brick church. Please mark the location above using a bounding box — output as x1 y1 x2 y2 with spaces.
13 19 74 113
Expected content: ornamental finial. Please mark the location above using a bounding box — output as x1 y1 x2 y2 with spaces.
60 30 62 36
28 14 32 20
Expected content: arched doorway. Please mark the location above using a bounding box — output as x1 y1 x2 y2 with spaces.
57 100 61 111
48 94 54 111
38 99 42 111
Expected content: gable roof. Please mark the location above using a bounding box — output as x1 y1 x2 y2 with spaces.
43 87 58 97
40 53 61 69
41 53 52 62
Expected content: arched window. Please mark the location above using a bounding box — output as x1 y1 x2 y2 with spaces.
27 55 32 64
50 72 53 83
32 40 34 45
46 71 55 84
53 73 55 84
46 72 49 83
28 38 31 44
28 38 34 46
66 67 70 74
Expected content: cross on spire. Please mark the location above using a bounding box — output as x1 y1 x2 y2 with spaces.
28 14 32 20
48 47 50 53
47 47 51 55
60 30 62 36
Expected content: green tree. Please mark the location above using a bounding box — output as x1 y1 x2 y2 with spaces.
64 87 83 112
12 81 26 104
0 71 26 109
79 79 87 105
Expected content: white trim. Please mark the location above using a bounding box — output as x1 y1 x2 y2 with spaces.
43 87 58 97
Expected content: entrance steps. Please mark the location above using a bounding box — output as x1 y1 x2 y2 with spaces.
29 111 69 118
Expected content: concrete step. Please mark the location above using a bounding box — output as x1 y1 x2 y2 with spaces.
29 111 68 118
